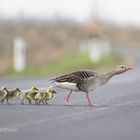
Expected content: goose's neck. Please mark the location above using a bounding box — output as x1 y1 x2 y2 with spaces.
105 70 116 78
101 70 116 84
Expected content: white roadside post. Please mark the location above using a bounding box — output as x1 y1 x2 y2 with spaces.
89 39 102 63
13 38 26 72
80 38 111 63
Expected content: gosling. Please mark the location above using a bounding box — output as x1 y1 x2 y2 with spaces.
20 86 39 104
0 87 8 104
1 87 21 104
35 88 56 105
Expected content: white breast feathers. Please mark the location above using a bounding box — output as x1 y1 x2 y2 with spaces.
55 82 79 91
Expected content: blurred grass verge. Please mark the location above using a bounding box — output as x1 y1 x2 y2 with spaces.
6 52 121 77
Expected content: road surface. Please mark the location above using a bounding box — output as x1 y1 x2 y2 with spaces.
0 47 140 140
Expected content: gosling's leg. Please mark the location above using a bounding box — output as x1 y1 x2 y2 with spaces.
6 98 9 105
1 99 4 104
42 100 46 104
35 100 39 104
35 101 39 105
45 100 48 104
28 99 31 104
39 101 41 104
37 100 41 105
21 99 25 104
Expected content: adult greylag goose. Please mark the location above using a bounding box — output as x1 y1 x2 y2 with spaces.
50 65 133 106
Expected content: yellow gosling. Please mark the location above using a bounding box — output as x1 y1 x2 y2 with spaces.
35 88 56 105
2 87 21 104
20 86 39 104
44 88 56 104
0 87 9 104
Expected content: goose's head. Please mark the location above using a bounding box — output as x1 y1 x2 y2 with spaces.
1 86 8 91
14 87 21 92
47 88 57 94
31 86 39 91
113 65 133 75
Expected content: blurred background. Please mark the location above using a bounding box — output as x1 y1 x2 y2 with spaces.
0 0 138 77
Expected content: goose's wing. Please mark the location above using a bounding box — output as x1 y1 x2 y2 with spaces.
50 70 97 83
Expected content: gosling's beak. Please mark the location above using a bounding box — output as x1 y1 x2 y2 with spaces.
126 67 133 71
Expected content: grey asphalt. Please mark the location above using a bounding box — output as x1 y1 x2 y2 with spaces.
0 47 140 140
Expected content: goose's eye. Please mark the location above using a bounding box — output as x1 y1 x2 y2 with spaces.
121 66 124 68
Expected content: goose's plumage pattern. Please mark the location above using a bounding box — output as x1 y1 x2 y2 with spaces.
50 65 133 106
51 70 96 82
50 70 99 91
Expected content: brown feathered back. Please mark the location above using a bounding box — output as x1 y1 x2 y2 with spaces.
50 70 96 83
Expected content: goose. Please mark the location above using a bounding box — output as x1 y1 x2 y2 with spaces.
0 87 8 104
35 87 56 104
27 87 39 104
1 87 21 104
20 86 39 104
35 91 46 104
44 88 56 104
50 65 133 106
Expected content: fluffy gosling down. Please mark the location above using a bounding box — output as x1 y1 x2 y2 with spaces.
35 87 56 104
0 87 8 104
1 87 21 104
20 86 39 104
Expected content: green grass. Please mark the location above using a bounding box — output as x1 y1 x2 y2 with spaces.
6 52 121 77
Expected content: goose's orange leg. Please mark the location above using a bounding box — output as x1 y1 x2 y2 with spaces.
86 92 93 106
86 92 100 107
65 90 73 105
